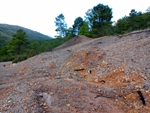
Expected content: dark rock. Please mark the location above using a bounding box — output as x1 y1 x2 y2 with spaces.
56 76 61 79
101 80 105 84
137 90 146 105
74 69 85 71
97 42 102 44
89 70 92 74
38 93 43 97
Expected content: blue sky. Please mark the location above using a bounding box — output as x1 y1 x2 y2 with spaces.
0 0 149 38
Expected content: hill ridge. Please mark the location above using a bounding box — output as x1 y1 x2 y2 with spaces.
0 23 53 40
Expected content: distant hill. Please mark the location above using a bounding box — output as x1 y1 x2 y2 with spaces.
0 24 53 41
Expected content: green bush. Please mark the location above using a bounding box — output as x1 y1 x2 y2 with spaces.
0 55 15 62
121 31 127 34
26 50 35 58
12 54 28 63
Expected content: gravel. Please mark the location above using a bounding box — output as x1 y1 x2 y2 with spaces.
1 29 150 112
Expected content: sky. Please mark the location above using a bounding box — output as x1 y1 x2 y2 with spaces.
0 0 149 38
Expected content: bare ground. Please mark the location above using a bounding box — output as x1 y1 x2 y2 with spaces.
1 29 150 113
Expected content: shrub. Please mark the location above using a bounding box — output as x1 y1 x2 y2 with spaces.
12 54 28 63
0 55 15 62
27 50 35 58
121 31 127 34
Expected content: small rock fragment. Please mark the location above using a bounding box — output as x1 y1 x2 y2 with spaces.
144 76 147 80
13 63 16 65
146 90 149 93
140 89 144 92
101 80 105 84
115 99 118 101
94 107 98 111
94 78 99 83
50 92 53 96
66 104 70 107
3 105 5 108
38 93 43 97
43 103 46 106
56 76 61 79
44 107 48 109
8 100 11 103
101 60 109 67
40 61 44 64
88 70 92 74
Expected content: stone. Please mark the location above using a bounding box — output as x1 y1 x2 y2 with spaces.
101 80 105 84
66 104 70 107
40 61 44 64
94 78 99 83
38 93 43 97
56 76 61 79
144 76 147 80
146 90 149 93
101 60 109 67
50 92 53 96
88 70 92 74
43 103 46 106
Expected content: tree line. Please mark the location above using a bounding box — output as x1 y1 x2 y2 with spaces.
0 29 72 63
55 4 150 38
0 3 150 63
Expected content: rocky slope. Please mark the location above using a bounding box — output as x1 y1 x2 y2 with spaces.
0 29 150 113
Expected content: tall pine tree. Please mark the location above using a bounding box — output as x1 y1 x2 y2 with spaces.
55 14 67 38
85 3 113 37
73 17 84 35
7 29 29 56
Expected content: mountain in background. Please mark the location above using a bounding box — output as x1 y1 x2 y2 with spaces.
0 24 53 41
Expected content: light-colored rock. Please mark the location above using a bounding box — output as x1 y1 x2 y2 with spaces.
43 103 46 106
66 104 70 107
50 92 53 96
101 60 109 67
94 78 99 83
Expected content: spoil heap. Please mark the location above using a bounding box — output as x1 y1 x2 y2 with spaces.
1 29 150 113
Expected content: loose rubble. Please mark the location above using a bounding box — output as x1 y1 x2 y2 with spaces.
0 30 150 112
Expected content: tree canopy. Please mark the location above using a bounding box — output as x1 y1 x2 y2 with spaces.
85 3 113 37
116 9 150 34
7 29 30 56
55 14 67 38
73 17 84 35
78 22 89 36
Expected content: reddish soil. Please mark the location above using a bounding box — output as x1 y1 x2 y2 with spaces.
1 30 150 113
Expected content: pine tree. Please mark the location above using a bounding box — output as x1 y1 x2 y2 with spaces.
7 29 29 56
31 41 40 54
55 14 67 38
73 17 84 35
78 22 90 36
85 3 113 37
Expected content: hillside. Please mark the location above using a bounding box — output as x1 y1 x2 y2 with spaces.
1 29 150 112
0 24 53 41
53 35 92 50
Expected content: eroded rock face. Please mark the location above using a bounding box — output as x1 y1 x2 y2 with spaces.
1 29 150 112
